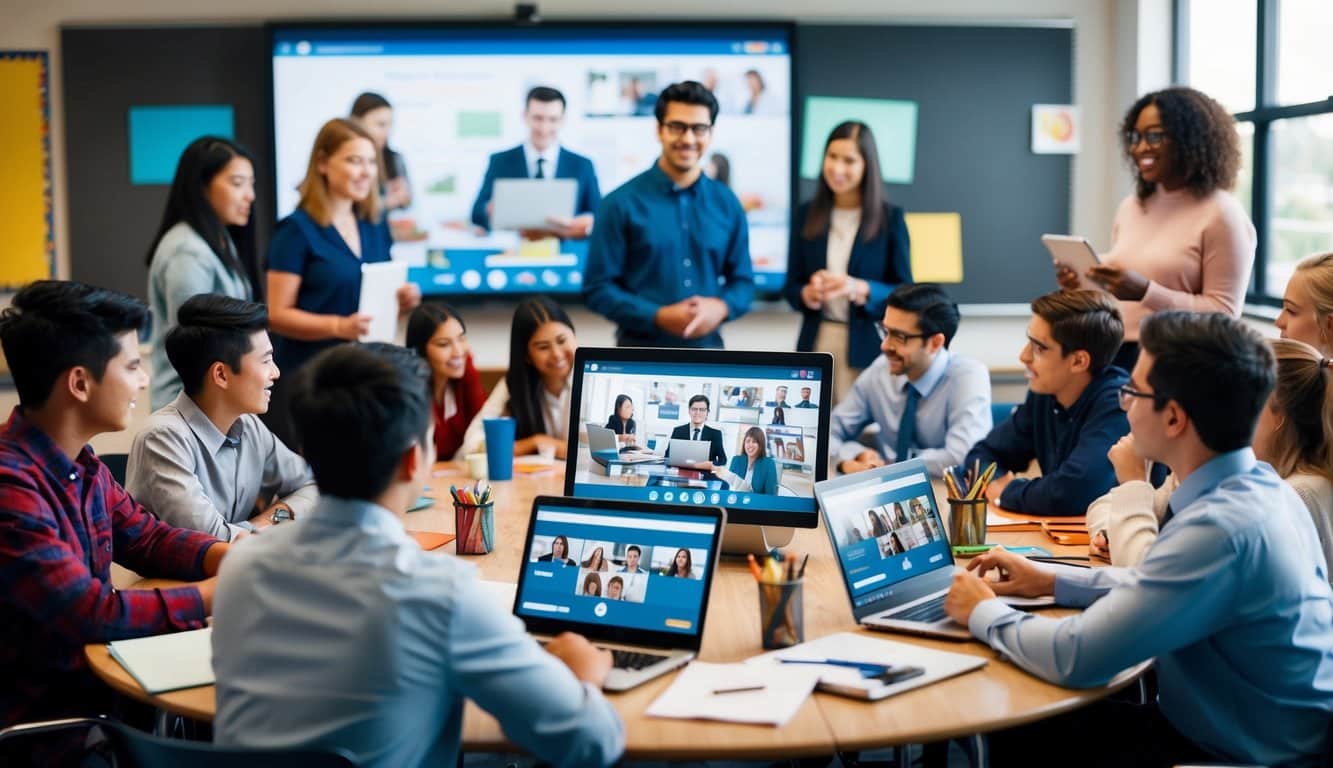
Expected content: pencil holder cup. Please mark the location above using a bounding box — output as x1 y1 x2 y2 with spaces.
454 502 495 555
758 580 804 650
947 498 987 548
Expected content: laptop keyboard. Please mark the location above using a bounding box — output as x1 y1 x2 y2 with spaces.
609 649 669 670
890 594 949 623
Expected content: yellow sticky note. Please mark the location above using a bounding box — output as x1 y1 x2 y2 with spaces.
517 237 560 259
0 54 53 287
904 212 963 284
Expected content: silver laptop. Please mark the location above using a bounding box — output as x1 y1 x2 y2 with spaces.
586 424 658 466
490 178 577 231
814 459 1050 641
666 438 710 468
513 495 726 691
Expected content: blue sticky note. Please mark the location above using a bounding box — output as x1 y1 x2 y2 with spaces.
128 105 234 185
801 96 918 184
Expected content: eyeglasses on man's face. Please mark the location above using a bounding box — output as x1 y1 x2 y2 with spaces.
1118 384 1159 409
662 121 712 138
688 405 709 414
875 323 928 346
1124 129 1166 149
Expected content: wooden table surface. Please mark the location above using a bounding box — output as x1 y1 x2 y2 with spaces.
86 462 1145 760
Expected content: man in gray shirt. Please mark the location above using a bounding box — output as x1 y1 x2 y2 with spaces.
128 295 315 540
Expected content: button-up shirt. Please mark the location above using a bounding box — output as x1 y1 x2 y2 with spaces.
0 407 217 726
583 163 754 348
964 366 1139 516
828 349 992 477
523 142 560 179
213 496 624 768
968 450 1333 766
126 393 318 541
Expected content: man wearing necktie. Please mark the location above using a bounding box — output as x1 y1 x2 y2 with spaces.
470 86 601 238
667 394 727 467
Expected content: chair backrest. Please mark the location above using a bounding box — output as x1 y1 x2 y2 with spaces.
101 452 129 486
990 403 1017 427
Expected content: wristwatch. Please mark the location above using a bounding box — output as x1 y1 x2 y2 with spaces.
270 504 294 524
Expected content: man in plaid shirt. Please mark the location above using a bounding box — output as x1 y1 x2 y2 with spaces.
0 281 229 731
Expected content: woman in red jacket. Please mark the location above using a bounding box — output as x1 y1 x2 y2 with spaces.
406 302 486 461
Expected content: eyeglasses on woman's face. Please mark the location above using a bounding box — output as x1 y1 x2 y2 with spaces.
1124 129 1166 149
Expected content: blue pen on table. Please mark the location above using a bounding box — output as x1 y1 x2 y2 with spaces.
779 658 893 678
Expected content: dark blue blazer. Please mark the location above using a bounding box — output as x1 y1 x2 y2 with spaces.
470 145 601 230
784 201 912 370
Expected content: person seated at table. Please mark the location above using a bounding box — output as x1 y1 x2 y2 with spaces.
581 572 602 597
127 295 317 542
944 311 1333 768
724 426 778 494
963 290 1159 516
667 394 727 468
0 281 229 732
212 342 623 768
406 301 486 462
618 545 647 574
604 394 637 446
662 548 695 578
581 546 609 572
539 534 578 566
829 283 992 478
461 297 576 459
605 575 624 600
1089 337 1333 572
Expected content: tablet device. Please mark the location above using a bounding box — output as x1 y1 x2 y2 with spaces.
1040 234 1104 292
491 178 577 231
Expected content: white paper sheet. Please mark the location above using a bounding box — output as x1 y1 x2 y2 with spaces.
108 627 214 694
645 661 822 726
358 260 409 343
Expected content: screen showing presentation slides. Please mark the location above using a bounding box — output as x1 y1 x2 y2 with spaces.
516 504 716 636
271 25 792 295
822 468 951 609
572 358 823 515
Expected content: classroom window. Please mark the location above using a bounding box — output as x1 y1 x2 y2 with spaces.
1184 0 1255 114
1276 0 1333 106
1268 115 1333 292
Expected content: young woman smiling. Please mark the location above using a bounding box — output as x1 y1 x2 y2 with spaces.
406 302 485 462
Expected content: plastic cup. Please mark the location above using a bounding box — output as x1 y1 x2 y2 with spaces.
465 452 488 479
758 580 804 649
483 418 515 481
454 502 495 555
947 497 988 548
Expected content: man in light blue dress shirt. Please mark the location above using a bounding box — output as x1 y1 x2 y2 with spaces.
213 343 624 768
828 284 991 478
945 312 1333 767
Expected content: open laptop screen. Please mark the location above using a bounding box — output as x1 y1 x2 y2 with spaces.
514 498 722 647
816 460 953 610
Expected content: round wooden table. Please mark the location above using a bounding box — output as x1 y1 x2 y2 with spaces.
86 463 1145 760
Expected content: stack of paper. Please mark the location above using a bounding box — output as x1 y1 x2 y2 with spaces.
645 661 823 726
108 627 214 694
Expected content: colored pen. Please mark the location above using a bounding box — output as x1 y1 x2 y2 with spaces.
796 553 810 579
746 553 764 581
712 685 765 695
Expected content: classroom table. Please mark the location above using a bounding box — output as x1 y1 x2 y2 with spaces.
85 462 1146 760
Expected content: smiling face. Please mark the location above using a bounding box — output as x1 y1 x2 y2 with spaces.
688 400 709 427
657 102 712 176
319 136 377 203
1277 271 1333 355
1129 103 1175 188
607 579 623 599
625 548 640 570
206 156 255 228
822 137 866 199
223 331 278 415
527 321 576 390
85 331 149 433
880 307 933 378
1019 315 1081 397
744 435 760 458
617 398 633 420
675 549 689 571
525 98 565 151
425 317 469 383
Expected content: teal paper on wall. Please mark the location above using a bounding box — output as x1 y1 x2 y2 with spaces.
128 105 234 185
800 97 917 184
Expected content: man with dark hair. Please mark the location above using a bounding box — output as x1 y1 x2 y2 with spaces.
618 545 645 574
963 289 1153 516
470 86 601 238
0 280 228 729
127 295 316 541
584 81 754 348
795 386 815 408
668 393 727 466
213 343 622 768
830 284 991 477
946 311 1333 767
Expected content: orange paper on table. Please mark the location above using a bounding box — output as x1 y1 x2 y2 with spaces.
409 531 456 551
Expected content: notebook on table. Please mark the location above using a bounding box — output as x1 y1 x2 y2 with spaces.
108 627 214 694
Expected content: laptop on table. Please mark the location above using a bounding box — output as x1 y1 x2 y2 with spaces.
586 423 660 467
513 495 726 691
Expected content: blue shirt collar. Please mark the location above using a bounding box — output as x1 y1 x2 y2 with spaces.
1170 448 1258 512
646 161 704 194
899 348 951 398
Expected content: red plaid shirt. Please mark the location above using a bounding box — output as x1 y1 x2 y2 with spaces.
0 408 219 726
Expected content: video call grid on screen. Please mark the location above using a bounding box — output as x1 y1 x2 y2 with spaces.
270 24 793 294
821 467 952 609
515 504 717 637
565 349 832 528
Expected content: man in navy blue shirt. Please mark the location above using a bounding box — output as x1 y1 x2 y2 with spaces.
964 290 1149 517
583 81 754 348
470 86 601 239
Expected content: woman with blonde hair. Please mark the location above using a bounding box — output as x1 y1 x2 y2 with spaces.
1089 338 1333 574
1277 252 1333 357
264 118 421 445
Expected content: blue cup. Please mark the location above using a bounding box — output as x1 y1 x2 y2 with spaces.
483 417 516 481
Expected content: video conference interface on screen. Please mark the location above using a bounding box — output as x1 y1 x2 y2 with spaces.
515 504 716 636
822 467 951 609
271 25 792 295
570 358 824 515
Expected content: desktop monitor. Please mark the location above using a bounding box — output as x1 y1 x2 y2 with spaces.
564 347 833 531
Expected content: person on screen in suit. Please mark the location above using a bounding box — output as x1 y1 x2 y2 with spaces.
604 394 637 445
580 572 602 597
786 121 912 402
605 575 624 600
726 427 778 495
265 118 422 448
945 313 1333 768
829 284 991 479
146 136 261 411
406 302 486 462
584 81 754 348
667 394 727 467
212 343 622 768
350 92 412 211
619 545 646 574
470 87 600 239
795 386 816 408
768 385 791 409
663 549 695 578
538 535 577 566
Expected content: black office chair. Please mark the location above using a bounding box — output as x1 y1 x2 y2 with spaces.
101 452 129 486
0 716 357 767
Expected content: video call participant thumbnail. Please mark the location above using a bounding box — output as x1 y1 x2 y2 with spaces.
667 394 727 467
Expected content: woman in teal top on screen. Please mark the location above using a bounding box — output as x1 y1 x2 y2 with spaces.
727 426 778 495
145 136 259 410
265 117 421 445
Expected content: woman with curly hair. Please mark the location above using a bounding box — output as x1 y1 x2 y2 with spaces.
1057 87 1255 370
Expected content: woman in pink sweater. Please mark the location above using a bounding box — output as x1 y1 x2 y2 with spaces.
1058 87 1256 371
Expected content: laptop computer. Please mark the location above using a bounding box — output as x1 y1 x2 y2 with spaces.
586 423 659 467
814 459 1046 641
665 439 710 468
490 178 577 231
513 495 726 691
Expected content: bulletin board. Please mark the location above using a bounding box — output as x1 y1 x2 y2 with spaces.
0 51 54 288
